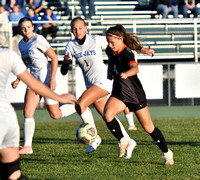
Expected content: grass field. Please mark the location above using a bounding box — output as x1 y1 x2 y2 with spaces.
16 106 200 180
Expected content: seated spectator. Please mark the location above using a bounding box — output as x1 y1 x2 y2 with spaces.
79 0 94 20
0 5 9 47
8 4 24 36
41 7 58 42
16 0 27 15
179 0 199 18
26 8 39 33
5 0 16 13
157 0 179 18
29 0 45 15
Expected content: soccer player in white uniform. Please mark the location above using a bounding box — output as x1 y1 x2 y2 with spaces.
11 17 76 155
61 17 154 155
0 47 76 180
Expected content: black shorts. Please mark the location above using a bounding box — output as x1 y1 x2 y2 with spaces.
125 102 147 112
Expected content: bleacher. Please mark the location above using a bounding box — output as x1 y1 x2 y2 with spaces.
42 0 200 62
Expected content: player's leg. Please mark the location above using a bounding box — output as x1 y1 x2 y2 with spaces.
0 147 28 180
104 97 136 158
45 100 76 120
19 89 40 155
135 106 174 165
124 107 137 131
76 85 108 153
76 85 109 126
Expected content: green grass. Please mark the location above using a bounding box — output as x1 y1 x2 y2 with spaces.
16 107 200 180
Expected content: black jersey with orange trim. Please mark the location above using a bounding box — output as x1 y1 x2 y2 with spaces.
106 45 147 107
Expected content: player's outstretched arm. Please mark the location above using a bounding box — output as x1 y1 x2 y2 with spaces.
17 69 76 104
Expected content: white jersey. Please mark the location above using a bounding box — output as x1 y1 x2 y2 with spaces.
65 34 112 89
18 33 57 105
0 48 26 110
18 33 51 75
0 48 26 149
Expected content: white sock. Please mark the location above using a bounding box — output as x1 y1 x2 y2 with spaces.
115 117 130 141
80 108 95 127
60 104 76 117
125 112 135 127
23 118 35 147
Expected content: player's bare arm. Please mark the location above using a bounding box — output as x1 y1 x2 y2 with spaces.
17 69 76 104
45 47 58 90
120 63 139 79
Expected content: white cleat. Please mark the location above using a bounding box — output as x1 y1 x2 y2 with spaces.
124 139 136 159
118 137 129 158
127 126 137 131
85 135 101 153
163 149 174 165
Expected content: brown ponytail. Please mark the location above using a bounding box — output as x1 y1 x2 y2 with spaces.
106 24 142 51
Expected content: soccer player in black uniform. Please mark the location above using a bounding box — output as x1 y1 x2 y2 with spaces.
103 24 174 165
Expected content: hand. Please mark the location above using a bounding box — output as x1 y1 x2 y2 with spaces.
120 72 128 79
141 47 155 57
11 79 20 89
59 93 77 104
50 79 56 91
64 52 70 63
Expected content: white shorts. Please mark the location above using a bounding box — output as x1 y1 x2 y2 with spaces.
86 78 113 94
29 63 58 105
0 107 19 150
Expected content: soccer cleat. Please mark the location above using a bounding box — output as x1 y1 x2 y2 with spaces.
118 137 129 158
127 125 137 131
85 135 101 153
163 149 174 165
124 139 136 159
19 146 33 155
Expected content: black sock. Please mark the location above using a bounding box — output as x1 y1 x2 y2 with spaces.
150 127 168 153
106 117 124 141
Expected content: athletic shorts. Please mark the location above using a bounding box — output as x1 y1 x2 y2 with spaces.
125 101 148 112
28 63 58 105
0 107 19 150
86 78 113 94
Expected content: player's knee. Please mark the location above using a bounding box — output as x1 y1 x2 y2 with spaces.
75 101 87 114
104 110 114 122
0 158 28 180
49 112 60 120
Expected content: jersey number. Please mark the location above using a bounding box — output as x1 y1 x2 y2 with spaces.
84 59 89 67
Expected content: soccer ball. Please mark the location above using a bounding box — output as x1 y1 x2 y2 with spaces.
76 123 97 144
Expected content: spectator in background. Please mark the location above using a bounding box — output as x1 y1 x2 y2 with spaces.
29 0 45 15
157 0 179 18
26 7 40 33
16 0 27 15
179 0 200 18
0 5 9 47
8 4 24 36
0 0 6 5
5 0 16 13
41 7 58 42
79 0 94 20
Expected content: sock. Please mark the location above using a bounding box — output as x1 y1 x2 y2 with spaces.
80 108 95 127
60 104 76 117
106 117 130 141
23 118 35 147
125 112 135 127
149 127 168 153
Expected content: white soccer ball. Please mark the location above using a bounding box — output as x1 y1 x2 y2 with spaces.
76 123 97 144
